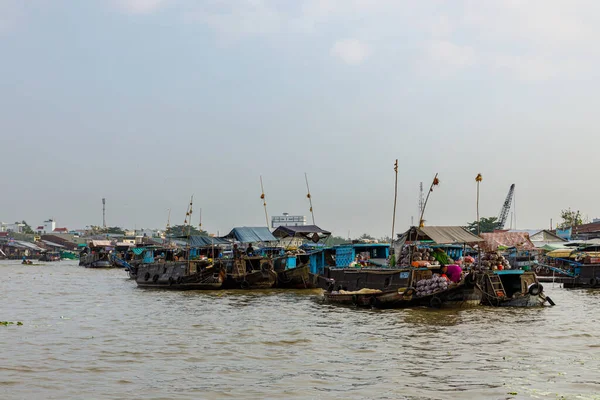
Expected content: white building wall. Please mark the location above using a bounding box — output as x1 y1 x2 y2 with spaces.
271 214 307 228
43 219 56 233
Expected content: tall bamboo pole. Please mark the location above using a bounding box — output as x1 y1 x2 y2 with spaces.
260 176 269 228
305 173 315 225
391 159 398 245
476 174 482 235
419 173 439 227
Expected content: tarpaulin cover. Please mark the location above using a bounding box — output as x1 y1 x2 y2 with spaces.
89 240 112 248
189 236 231 247
398 226 483 246
272 225 331 243
480 232 535 252
223 227 277 243
132 248 145 255
546 249 574 258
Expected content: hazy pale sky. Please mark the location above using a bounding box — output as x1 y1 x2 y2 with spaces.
2 0 600 237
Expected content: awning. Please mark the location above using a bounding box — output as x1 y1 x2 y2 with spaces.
41 240 66 249
540 243 568 252
9 240 44 251
223 227 277 243
272 225 331 243
89 240 112 247
398 226 483 245
479 232 535 252
189 236 231 247
546 249 574 258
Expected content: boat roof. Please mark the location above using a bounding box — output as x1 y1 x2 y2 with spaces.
41 240 66 248
223 227 277 243
88 240 112 247
479 231 535 252
189 235 231 247
272 225 331 242
399 226 483 245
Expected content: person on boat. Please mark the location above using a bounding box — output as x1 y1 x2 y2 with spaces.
246 244 255 256
233 244 242 259
441 264 462 283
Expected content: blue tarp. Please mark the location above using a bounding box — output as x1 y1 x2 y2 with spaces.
189 236 231 247
223 227 277 243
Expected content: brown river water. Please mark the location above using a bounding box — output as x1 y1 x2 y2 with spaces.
1 260 600 400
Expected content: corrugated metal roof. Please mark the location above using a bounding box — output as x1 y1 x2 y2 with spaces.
480 232 535 251
12 240 44 251
223 227 277 243
41 240 65 248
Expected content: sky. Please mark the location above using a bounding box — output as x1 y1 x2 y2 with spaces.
2 0 600 238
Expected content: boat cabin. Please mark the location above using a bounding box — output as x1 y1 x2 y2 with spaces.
334 243 390 267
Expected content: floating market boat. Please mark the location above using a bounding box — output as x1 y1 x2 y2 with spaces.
38 251 61 262
79 240 114 268
135 244 227 290
271 225 331 289
220 227 278 289
60 250 78 260
476 270 553 307
220 256 277 289
136 259 226 290
476 242 554 307
321 226 485 309
323 272 480 309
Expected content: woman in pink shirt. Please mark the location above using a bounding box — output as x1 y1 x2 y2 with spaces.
441 264 463 283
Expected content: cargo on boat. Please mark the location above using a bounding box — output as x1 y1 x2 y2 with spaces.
475 236 554 307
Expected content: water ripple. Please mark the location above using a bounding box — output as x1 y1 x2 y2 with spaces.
2 260 600 399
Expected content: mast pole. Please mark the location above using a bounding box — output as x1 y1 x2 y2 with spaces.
165 208 171 246
185 195 193 272
391 159 398 246
419 173 439 227
260 176 269 228
476 173 482 235
305 173 315 225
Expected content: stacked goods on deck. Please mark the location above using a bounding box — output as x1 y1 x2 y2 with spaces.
476 252 511 270
398 246 443 267
415 274 449 297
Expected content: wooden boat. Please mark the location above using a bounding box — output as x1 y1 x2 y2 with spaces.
323 274 481 309
39 251 61 262
79 240 115 268
221 256 277 289
136 259 226 290
476 270 553 307
60 250 78 260
271 225 332 289
320 226 488 309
